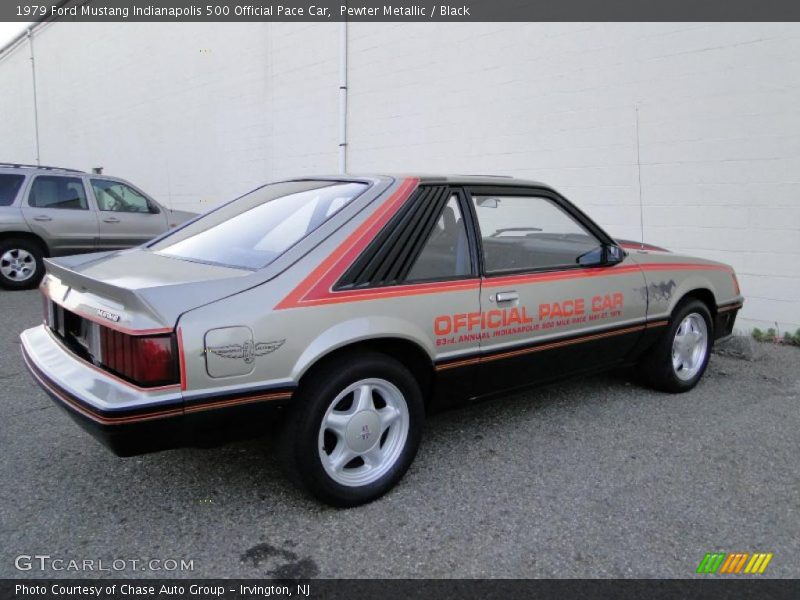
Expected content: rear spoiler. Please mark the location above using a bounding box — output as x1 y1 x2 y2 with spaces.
43 257 173 331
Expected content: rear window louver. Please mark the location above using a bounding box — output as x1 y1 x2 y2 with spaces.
337 185 449 289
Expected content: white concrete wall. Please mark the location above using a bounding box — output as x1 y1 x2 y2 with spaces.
0 22 340 211
1 22 798 332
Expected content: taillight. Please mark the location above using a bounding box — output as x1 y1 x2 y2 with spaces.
100 328 178 387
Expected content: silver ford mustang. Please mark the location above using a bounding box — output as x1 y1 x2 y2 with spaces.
20 175 743 506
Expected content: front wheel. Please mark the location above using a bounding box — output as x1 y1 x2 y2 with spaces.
280 352 424 507
0 238 45 290
638 299 714 393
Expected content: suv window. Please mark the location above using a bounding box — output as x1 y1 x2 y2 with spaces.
28 176 88 210
0 174 25 206
152 180 367 269
92 179 153 213
406 194 473 281
471 194 601 273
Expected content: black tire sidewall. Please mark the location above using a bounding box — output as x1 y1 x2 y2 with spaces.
0 238 45 290
285 352 424 507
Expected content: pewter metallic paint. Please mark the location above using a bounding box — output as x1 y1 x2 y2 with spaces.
20 175 743 426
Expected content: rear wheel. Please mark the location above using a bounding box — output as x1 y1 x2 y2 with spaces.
0 237 45 290
638 298 713 393
280 352 424 507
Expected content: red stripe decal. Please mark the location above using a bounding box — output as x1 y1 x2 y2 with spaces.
275 178 421 310
275 182 734 310
483 262 732 289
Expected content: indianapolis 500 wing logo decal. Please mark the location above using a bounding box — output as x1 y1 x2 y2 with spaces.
206 340 285 364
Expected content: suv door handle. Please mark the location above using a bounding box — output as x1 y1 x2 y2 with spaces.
495 291 519 303
103 217 121 223
32 215 52 222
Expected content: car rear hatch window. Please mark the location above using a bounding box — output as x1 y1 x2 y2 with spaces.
0 174 25 206
150 180 367 270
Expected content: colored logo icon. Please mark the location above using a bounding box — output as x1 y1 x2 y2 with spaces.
697 552 773 574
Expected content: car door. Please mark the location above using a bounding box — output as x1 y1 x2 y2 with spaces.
21 174 99 255
90 178 168 249
466 186 648 394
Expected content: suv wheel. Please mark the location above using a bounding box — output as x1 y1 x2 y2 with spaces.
0 238 45 290
280 352 424 507
638 298 713 393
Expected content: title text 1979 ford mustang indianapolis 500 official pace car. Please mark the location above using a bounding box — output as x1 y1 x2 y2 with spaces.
20 175 743 506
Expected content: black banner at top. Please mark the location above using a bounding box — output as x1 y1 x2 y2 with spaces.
4 0 800 22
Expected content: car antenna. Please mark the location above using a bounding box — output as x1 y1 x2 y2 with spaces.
635 105 645 250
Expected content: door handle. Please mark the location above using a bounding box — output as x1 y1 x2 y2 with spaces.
103 217 121 223
495 291 519 303
32 215 52 222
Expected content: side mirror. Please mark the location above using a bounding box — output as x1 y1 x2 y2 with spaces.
605 244 625 265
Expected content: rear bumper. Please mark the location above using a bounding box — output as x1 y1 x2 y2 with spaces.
21 325 292 456
21 325 188 456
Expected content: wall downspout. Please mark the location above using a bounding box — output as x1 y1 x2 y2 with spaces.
338 21 348 174
28 27 41 166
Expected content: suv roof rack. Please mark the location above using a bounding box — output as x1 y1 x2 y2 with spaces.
0 162 84 173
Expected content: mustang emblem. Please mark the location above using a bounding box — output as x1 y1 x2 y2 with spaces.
96 308 120 322
206 339 285 364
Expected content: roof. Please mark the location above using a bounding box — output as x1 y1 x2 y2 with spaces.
308 173 552 187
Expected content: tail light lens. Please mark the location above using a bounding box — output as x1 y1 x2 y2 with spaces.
100 328 178 387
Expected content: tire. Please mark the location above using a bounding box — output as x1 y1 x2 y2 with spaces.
0 237 45 290
280 351 424 507
638 298 714 393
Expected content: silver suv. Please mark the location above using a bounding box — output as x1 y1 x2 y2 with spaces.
0 163 196 289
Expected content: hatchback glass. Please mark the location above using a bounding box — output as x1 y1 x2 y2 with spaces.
152 180 367 269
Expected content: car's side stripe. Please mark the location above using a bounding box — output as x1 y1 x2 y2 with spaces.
275 177 421 309
435 320 669 371
278 261 734 309
184 391 292 413
482 263 733 289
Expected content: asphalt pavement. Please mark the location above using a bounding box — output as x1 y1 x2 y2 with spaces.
1 289 798 578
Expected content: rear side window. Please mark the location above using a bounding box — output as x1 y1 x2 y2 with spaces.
151 180 367 269
29 176 88 210
406 194 473 282
0 174 25 206
337 186 475 288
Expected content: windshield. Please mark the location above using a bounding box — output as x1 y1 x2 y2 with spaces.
152 180 367 269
